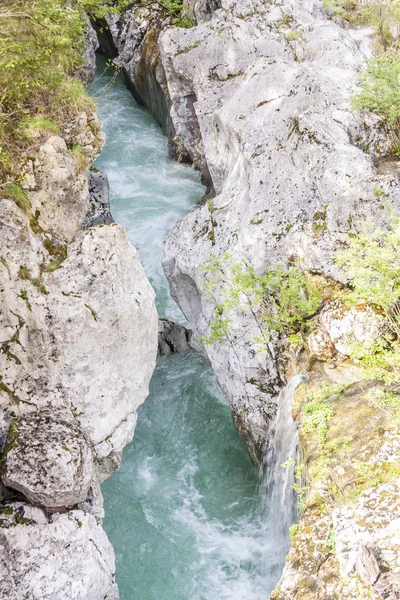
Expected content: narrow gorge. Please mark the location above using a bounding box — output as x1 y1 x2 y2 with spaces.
1 0 400 599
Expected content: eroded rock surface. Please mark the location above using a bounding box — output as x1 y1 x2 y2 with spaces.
2 411 93 509
85 170 113 228
0 114 158 596
0 505 118 600
158 318 191 356
153 0 400 458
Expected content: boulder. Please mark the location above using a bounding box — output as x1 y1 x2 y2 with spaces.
1 411 93 508
158 318 191 355
0 505 118 600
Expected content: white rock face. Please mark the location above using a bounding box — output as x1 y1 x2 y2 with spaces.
319 300 385 357
2 411 94 508
0 505 118 600
0 131 158 598
157 0 400 456
333 480 400 587
27 135 91 243
0 198 158 467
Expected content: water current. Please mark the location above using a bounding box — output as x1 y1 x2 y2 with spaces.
89 57 298 600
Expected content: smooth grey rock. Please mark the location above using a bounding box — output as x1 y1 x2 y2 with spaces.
0 506 118 600
85 170 114 228
83 17 100 84
1 410 94 509
158 318 191 356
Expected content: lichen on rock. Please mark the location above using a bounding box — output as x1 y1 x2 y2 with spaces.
1 410 94 509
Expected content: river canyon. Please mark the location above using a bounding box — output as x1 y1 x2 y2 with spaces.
90 56 298 600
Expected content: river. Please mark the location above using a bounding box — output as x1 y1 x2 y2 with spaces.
89 56 296 600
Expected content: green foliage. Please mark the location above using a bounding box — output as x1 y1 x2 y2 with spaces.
18 265 49 295
362 0 400 50
326 527 336 554
322 0 361 23
336 217 400 385
46 259 62 273
301 383 344 445
2 183 31 214
336 218 400 312
352 53 400 135
322 0 400 35
0 0 127 184
373 185 386 198
22 116 60 140
200 255 322 346
293 462 308 512
288 523 299 538
158 0 193 27
285 30 300 42
366 387 400 418
350 338 400 385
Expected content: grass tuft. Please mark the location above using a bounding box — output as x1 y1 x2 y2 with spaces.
2 184 31 215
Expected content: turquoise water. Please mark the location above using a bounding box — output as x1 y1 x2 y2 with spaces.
89 59 293 600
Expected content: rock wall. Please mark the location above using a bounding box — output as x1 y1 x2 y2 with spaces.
0 109 158 596
154 0 398 458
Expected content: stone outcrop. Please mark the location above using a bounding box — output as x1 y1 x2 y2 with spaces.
158 318 191 356
2 411 93 509
0 505 118 600
149 0 399 459
0 106 158 595
270 373 400 600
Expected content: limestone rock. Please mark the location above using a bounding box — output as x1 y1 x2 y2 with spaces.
27 136 90 242
0 198 158 469
356 545 380 587
319 300 385 357
84 170 114 228
154 0 400 457
1 411 94 508
0 505 118 600
158 318 191 356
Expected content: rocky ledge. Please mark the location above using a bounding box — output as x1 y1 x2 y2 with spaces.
0 110 158 596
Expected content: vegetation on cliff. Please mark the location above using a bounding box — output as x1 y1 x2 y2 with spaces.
200 254 322 347
0 0 129 188
324 0 400 141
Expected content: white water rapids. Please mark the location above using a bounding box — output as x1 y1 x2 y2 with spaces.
90 57 300 600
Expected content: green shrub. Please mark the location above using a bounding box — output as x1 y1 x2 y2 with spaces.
336 216 400 384
200 255 322 346
336 217 400 331
2 183 31 214
352 53 400 135
301 383 344 445
22 117 60 141
0 0 128 184
322 0 362 23
158 0 193 27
